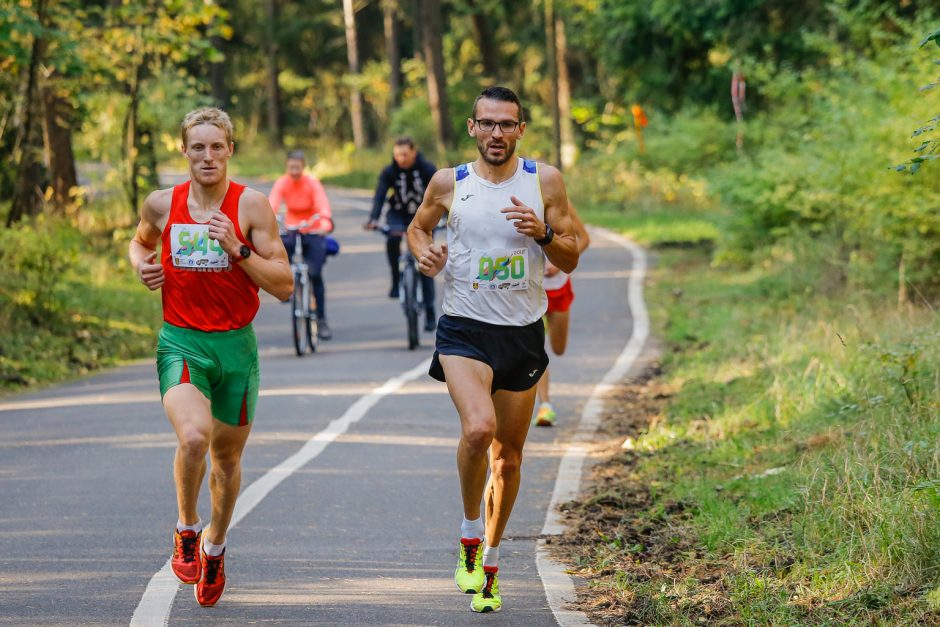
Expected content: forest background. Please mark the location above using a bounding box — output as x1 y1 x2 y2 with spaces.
3 0 940 623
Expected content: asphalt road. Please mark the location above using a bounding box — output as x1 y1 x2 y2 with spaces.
0 182 639 626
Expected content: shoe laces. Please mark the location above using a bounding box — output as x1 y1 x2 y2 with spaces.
203 553 224 584
481 569 498 598
463 541 481 572
176 531 199 563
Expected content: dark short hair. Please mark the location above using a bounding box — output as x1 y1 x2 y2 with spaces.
286 150 306 162
393 136 415 149
471 86 524 122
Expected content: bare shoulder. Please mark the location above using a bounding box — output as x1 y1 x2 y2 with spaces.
239 186 274 213
428 167 456 193
536 162 567 205
141 187 173 222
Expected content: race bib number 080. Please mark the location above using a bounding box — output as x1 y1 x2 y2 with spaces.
470 248 528 291
170 224 229 269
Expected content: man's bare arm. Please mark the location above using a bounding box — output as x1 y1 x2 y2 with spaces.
407 169 454 277
129 188 172 291
535 165 579 273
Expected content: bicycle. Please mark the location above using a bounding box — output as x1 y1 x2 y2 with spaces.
280 218 324 356
377 225 429 350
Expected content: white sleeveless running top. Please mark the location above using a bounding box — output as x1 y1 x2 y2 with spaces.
442 157 547 325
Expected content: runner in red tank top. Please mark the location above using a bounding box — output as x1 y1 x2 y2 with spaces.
129 107 292 607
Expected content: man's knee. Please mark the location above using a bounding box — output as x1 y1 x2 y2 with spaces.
491 450 522 478
462 418 496 453
178 427 210 460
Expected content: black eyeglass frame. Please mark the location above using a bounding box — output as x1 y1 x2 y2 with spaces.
473 118 521 133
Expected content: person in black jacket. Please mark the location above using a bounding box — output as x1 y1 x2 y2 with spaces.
364 137 439 330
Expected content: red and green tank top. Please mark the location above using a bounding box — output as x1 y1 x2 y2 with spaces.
160 180 260 331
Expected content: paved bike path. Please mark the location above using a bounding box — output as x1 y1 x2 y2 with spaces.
0 184 640 625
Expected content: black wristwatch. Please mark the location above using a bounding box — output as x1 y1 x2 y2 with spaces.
535 223 554 247
234 244 251 262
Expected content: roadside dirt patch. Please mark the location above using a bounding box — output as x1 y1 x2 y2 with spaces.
548 365 738 625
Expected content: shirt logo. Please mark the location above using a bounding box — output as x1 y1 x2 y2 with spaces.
528 369 539 377
460 194 474 201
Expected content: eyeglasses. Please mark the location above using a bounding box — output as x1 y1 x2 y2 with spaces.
474 119 520 133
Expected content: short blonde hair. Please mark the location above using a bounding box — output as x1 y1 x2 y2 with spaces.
180 107 234 147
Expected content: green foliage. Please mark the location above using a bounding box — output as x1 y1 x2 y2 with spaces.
0 210 160 392
897 26 940 174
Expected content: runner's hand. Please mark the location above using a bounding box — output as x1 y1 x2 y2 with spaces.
138 251 164 291
363 221 378 231
207 210 242 256
418 243 448 277
501 195 547 240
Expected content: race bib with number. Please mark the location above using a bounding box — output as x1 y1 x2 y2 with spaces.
470 248 529 291
170 224 229 269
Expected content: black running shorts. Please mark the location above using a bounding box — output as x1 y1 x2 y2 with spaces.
429 315 549 393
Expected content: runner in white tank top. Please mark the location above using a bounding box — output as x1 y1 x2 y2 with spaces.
406 87 581 614
442 157 547 326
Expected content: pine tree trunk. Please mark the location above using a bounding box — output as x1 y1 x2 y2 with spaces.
383 0 400 108
41 82 78 214
265 0 283 147
555 10 576 169
420 0 451 154
8 0 47 227
472 12 498 81
343 0 365 148
544 0 561 168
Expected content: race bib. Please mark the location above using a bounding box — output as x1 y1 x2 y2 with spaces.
470 248 529 291
170 224 229 269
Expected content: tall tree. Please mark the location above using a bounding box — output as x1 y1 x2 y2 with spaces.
343 0 365 148
383 0 401 108
41 77 78 213
420 0 452 154
471 11 499 82
544 0 561 167
265 0 283 146
555 4 575 169
8 0 47 226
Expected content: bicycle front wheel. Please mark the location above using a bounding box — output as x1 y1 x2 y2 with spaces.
291 273 306 356
402 265 420 350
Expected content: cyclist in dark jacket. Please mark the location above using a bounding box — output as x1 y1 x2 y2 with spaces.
365 136 438 330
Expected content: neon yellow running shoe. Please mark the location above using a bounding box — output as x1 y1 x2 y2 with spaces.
534 402 556 427
455 537 485 593
470 566 501 613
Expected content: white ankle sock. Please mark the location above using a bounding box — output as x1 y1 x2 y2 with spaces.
177 519 203 533
482 545 499 568
461 516 485 540
202 536 225 557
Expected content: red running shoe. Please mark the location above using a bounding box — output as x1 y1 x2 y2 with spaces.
171 529 202 584
195 548 226 607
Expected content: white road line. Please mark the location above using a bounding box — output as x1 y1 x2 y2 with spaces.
130 357 432 627
537 227 650 626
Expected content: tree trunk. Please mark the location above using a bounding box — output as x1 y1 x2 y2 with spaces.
555 8 576 169
420 0 451 154
41 81 79 214
265 0 283 147
8 0 47 227
209 34 228 109
343 0 365 148
544 0 561 168
383 0 401 108
122 61 142 214
472 12 499 81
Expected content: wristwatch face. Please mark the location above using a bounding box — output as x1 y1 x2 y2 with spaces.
239 244 251 259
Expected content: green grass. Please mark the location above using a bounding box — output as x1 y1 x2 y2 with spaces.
574 203 940 624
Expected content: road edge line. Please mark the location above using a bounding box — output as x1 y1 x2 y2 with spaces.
536 227 650 626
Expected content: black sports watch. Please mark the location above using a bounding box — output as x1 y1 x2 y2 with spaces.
535 223 554 247
234 244 251 262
